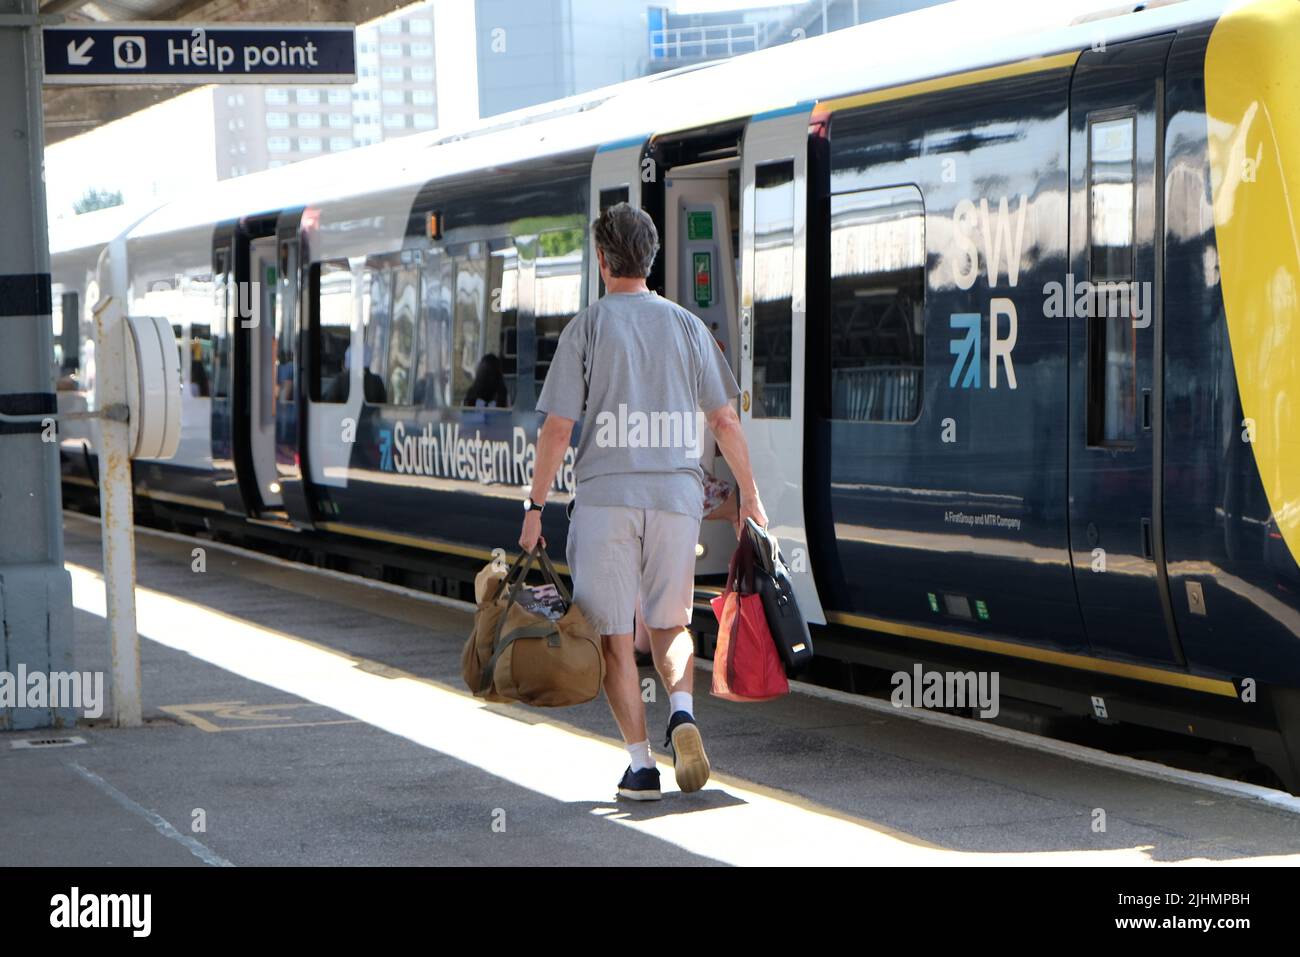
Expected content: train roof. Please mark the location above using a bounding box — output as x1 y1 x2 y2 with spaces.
65 0 1229 253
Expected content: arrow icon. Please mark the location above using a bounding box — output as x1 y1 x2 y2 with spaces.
67 37 93 66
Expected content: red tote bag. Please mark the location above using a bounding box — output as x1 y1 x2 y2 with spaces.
710 538 788 702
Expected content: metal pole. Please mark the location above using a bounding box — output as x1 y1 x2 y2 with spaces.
93 256 143 728
0 0 76 731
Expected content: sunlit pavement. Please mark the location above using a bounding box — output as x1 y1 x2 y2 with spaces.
4 518 1300 866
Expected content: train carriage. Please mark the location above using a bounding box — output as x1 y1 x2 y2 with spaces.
52 0 1300 789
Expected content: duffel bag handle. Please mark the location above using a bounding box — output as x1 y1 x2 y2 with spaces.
533 546 572 605
493 548 539 604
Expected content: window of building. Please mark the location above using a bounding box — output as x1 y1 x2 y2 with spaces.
412 89 435 106
413 113 436 129
329 136 353 152
328 112 351 129
412 65 434 83
382 89 404 106
828 184 926 423
265 88 288 105
1087 113 1138 447
410 42 433 58
534 227 585 393
295 88 320 105
297 112 322 128
267 136 291 153
382 65 403 81
312 260 352 403
327 88 351 105
384 113 406 129
408 18 432 34
380 41 401 56
751 160 795 419
379 19 401 34
298 137 322 153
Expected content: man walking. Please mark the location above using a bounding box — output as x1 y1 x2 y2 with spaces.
520 203 766 800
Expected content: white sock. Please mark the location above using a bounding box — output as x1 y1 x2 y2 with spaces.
669 692 693 717
626 739 654 772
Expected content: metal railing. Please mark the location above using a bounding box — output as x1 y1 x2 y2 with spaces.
649 21 776 60
833 364 921 422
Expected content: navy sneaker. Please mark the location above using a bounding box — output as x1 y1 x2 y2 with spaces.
617 765 662 801
664 711 710 793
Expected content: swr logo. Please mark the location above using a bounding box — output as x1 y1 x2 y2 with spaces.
948 307 1016 390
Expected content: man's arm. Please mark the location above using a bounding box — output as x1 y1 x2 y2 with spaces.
706 402 768 531
519 412 576 550
530 413 576 505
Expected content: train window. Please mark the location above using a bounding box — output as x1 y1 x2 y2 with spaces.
534 226 585 393
189 323 213 397
361 265 392 404
312 259 353 403
481 241 518 408
828 185 926 423
275 245 296 406
597 189 629 297
385 265 420 406
1087 115 1137 448
414 248 449 407
599 187 629 213
752 160 795 419
451 243 489 406
59 292 79 375
172 323 184 390
213 249 232 399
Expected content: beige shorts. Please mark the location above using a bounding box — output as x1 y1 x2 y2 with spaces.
565 504 701 636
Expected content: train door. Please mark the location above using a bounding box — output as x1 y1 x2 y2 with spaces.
247 235 285 511
1067 37 1184 665
739 108 825 623
274 231 313 526
664 158 741 574
587 139 645 303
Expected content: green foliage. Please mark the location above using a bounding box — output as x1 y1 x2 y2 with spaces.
73 187 124 215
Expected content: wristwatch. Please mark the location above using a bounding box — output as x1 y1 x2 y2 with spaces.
522 497 544 514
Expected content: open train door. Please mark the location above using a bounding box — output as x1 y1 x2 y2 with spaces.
739 107 825 624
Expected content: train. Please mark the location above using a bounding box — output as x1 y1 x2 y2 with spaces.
50 0 1300 790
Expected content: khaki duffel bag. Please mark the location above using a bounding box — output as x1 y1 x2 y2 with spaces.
461 546 604 707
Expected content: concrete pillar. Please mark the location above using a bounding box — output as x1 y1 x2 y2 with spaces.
0 0 76 730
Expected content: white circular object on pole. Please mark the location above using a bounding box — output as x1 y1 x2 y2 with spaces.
124 314 181 460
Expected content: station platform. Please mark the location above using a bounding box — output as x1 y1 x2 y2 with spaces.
5 514 1300 867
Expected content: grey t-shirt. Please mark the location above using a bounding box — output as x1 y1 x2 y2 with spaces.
536 290 740 519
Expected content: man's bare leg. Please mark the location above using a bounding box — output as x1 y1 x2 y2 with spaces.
648 624 709 792
601 633 647 744
647 625 693 696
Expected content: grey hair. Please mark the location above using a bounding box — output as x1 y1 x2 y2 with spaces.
592 202 660 278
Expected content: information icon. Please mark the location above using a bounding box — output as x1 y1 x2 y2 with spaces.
113 36 146 69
